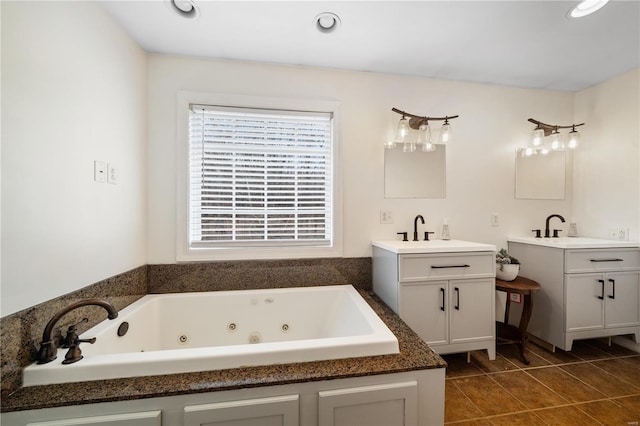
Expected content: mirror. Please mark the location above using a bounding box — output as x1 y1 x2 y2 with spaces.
384 145 446 198
515 150 566 199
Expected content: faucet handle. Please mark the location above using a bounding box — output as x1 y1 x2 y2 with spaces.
61 318 89 348
424 231 435 241
397 232 408 242
531 229 542 238
553 229 562 238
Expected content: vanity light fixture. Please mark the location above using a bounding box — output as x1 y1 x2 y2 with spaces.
388 108 459 152
568 0 610 18
522 118 585 157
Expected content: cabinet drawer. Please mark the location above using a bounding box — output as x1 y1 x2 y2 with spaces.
565 249 640 273
399 252 495 282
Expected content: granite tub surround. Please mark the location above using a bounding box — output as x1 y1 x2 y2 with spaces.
1 290 446 413
0 266 148 399
148 257 372 293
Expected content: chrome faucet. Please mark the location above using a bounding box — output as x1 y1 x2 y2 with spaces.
37 299 118 364
544 214 566 238
413 215 425 241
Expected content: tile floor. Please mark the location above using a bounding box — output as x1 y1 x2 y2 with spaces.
443 338 640 425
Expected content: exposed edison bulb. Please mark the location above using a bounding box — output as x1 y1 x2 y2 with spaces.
416 123 432 146
567 128 581 149
550 131 564 150
540 145 551 155
522 146 535 157
439 120 451 144
395 117 410 143
531 127 545 147
422 141 436 152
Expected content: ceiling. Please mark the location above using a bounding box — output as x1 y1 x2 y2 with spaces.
100 1 640 92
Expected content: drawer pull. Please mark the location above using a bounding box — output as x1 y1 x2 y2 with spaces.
454 287 460 310
440 288 445 311
431 264 471 269
590 258 624 262
597 279 605 300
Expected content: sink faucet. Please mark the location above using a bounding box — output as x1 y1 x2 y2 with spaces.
37 299 118 364
413 215 425 241
544 214 566 238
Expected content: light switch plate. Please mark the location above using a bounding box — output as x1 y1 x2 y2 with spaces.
94 161 106 183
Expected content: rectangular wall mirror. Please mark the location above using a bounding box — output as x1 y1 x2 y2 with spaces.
384 145 446 198
515 150 566 199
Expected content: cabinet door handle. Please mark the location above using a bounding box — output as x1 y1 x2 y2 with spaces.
590 258 623 262
608 278 615 299
597 279 605 300
454 287 460 310
440 288 445 311
431 265 470 269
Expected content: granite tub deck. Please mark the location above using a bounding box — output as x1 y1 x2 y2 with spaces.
1 290 446 413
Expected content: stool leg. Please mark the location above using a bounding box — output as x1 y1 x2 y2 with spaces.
518 293 534 365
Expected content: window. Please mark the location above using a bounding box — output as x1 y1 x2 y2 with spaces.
176 93 342 261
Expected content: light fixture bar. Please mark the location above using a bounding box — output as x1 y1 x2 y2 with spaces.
527 118 585 137
392 108 459 130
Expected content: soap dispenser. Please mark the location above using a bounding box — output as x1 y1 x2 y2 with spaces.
441 218 451 240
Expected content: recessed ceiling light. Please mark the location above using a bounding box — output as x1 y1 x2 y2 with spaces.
169 0 199 19
314 12 341 34
568 0 610 18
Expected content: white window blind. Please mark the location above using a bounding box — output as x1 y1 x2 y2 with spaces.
188 104 334 249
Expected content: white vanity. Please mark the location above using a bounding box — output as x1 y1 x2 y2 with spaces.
372 240 497 359
508 237 640 351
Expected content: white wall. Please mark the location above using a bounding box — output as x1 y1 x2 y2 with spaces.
147 55 577 263
1 2 147 316
573 69 640 240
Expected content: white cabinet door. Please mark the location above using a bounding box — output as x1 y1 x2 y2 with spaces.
399 281 448 346
449 279 495 344
565 274 605 332
27 411 161 426
184 395 299 426
605 272 640 328
318 381 417 426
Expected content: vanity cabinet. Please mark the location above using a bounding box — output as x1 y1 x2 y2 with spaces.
508 240 640 351
373 241 496 359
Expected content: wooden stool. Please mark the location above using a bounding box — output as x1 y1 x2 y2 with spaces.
496 276 541 365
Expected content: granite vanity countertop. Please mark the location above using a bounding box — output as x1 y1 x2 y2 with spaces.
1 291 446 413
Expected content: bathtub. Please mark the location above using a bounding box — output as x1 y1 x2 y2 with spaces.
23 285 399 386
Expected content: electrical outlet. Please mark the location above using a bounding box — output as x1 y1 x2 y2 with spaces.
380 210 394 224
491 214 499 227
608 228 628 241
107 163 117 185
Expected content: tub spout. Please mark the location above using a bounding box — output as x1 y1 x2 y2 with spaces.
37 299 118 364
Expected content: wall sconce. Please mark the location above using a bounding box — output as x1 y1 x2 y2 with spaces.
387 108 459 152
522 118 584 157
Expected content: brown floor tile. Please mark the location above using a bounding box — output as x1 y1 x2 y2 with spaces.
576 399 640 426
471 351 519 373
497 344 550 368
445 380 483 423
451 375 526 416
487 411 547 425
560 362 640 397
446 419 493 425
528 341 582 365
535 405 602 426
593 358 640 384
569 340 613 360
621 355 640 367
491 370 568 409
616 395 640 416
587 338 639 357
442 353 484 378
527 366 607 403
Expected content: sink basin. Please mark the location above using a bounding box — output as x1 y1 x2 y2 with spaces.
508 236 638 249
372 239 496 254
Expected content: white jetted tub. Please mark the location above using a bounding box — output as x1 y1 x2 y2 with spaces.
23 285 399 386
